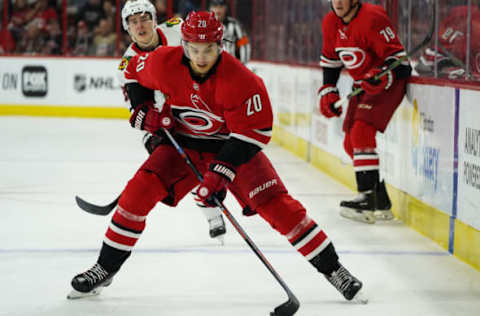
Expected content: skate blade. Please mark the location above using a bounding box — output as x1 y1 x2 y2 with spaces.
214 235 225 246
374 210 394 221
340 208 376 224
351 290 369 304
67 287 104 300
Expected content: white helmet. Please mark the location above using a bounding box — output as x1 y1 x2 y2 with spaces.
121 0 157 31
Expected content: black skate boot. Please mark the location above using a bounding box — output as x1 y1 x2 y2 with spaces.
325 264 367 303
374 180 394 221
208 214 227 240
196 191 227 245
67 263 116 299
340 190 376 224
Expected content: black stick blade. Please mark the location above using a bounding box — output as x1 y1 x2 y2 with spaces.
75 195 119 216
270 296 300 316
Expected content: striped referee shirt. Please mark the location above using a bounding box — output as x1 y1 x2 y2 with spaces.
222 16 251 64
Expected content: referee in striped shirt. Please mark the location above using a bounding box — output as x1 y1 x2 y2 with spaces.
209 0 251 64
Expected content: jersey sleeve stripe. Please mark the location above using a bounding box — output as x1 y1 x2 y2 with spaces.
320 55 343 68
386 51 410 65
253 128 273 137
124 78 138 84
230 132 269 148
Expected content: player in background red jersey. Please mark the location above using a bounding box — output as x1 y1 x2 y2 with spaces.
67 11 367 305
415 1 480 80
319 0 412 224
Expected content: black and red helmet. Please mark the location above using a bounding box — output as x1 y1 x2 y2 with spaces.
181 11 224 43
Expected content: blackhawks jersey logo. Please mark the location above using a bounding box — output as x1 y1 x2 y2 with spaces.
166 17 181 27
118 57 131 71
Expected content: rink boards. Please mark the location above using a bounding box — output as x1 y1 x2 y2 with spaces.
251 61 480 270
0 56 479 271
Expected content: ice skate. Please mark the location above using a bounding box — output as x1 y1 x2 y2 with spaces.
373 180 394 221
67 263 115 299
208 214 226 245
198 203 227 245
325 265 368 304
340 190 376 224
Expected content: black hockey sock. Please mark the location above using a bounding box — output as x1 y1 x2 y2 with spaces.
355 169 379 192
97 242 131 273
309 243 341 275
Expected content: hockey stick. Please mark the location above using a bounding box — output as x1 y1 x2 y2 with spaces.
162 128 300 316
334 0 437 108
75 195 119 215
435 42 473 79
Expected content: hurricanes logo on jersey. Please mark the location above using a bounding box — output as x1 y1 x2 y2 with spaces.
172 106 225 136
335 47 366 69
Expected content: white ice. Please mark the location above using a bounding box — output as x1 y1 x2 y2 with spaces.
1 116 479 316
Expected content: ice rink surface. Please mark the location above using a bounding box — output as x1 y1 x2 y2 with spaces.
1 117 479 316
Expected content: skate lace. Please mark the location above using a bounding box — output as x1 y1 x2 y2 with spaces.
83 263 110 286
328 267 354 293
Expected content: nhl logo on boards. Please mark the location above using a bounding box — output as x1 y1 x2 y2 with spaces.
74 74 87 92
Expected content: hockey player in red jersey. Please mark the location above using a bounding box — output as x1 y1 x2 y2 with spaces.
319 0 412 223
415 2 480 80
118 0 227 241
68 11 367 305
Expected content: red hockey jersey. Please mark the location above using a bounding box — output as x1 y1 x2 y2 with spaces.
124 46 273 148
438 5 480 75
437 6 480 59
320 3 407 82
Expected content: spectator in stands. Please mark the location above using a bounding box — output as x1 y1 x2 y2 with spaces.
77 0 105 32
177 0 202 19
103 0 116 22
9 0 35 43
154 0 169 23
34 0 58 24
42 18 62 55
92 18 116 56
16 18 46 54
72 20 92 56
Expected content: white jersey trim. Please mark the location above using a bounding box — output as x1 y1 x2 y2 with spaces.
230 133 268 148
